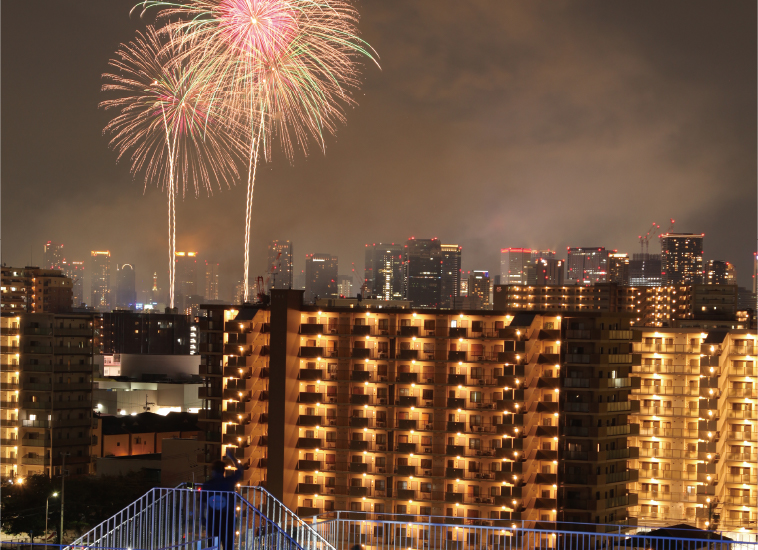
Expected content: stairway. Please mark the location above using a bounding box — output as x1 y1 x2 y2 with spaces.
65 486 333 550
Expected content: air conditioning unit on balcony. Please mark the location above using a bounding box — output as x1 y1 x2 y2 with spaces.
327 487 335 495
381 330 389 335
424 448 432 454
379 353 388 359
379 398 387 404
378 445 386 451
424 400 433 407
424 469 431 476
329 419 336 426
425 424 433 430
377 467 386 473
329 374 337 380
379 376 388 382
377 421 386 428
328 397 336 403
478 379 485 385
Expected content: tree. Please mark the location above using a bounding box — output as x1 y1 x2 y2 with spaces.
0 474 56 542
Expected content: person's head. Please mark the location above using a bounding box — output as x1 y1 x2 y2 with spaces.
211 460 226 477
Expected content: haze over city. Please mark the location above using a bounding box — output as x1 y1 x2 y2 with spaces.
2 1 756 300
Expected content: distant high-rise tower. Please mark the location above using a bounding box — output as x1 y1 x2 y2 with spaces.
403 238 442 308
660 233 704 285
706 260 735 285
304 254 338 302
43 241 64 270
267 240 293 291
364 243 404 300
535 258 564 285
91 251 111 311
629 254 662 287
175 251 198 297
337 275 354 298
500 248 533 285
62 260 85 306
607 253 630 285
204 261 220 300
566 247 608 284
440 244 462 308
151 272 161 304
116 263 137 309
467 270 490 310
753 252 757 294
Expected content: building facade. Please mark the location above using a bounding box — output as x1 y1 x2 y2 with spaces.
440 244 462 309
364 244 404 301
91 251 112 312
566 248 608 285
403 239 442 308
1 266 73 314
608 253 630 285
204 261 220 301
267 240 293 291
99 311 192 355
500 248 533 286
660 233 704 286
304 254 339 303
43 242 64 271
629 254 663 287
535 258 564 286
63 260 85 307
706 261 736 286
467 271 490 310
116 264 137 310
197 291 643 530
0 312 97 481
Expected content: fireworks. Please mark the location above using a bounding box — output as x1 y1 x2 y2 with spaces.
101 25 243 308
139 0 377 302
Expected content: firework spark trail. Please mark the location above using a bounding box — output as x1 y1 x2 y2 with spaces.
101 25 244 308
142 0 378 302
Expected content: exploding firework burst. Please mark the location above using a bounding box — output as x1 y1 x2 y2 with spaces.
101 25 244 308
139 0 377 302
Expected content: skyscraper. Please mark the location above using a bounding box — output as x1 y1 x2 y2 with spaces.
91 250 111 311
304 253 338 302
566 247 608 284
500 248 533 285
175 252 198 298
62 259 85 306
364 243 404 300
607 252 630 285
660 233 704 285
43 241 64 270
267 240 293 291
753 252 757 294
440 244 462 308
629 254 662 286
116 263 137 309
467 270 490 309
706 260 735 285
204 261 220 300
534 257 564 285
403 238 442 308
337 275 354 298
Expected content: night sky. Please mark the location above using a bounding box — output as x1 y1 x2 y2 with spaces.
2 1 756 300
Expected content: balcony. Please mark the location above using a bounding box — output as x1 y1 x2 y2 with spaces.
395 465 416 476
448 351 467 362
397 419 417 430
352 325 372 336
299 324 324 335
351 370 371 382
447 374 466 385
349 440 371 451
296 438 322 449
398 349 418 360
351 348 372 359
298 369 323 381
299 347 325 358
348 462 369 474
399 326 419 337
350 394 371 405
296 483 322 495
446 445 465 457
445 492 464 503
396 372 418 384
396 443 417 454
298 392 323 404
397 396 417 407
447 398 465 409
297 507 320 517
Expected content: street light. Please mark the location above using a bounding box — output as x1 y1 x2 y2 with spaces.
45 492 59 540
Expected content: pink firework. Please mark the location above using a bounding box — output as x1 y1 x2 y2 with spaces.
216 0 298 61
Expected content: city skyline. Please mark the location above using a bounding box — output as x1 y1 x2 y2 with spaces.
2 1 755 300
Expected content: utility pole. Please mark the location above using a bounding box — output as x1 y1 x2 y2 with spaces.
59 452 68 544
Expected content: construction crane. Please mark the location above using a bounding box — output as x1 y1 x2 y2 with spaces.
638 222 659 255
659 218 675 240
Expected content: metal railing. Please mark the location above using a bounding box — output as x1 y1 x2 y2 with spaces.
238 486 334 550
66 488 309 550
307 513 758 550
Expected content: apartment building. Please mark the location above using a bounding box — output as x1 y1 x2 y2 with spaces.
0 312 97 481
197 290 641 530
493 284 742 329
1 266 74 314
628 328 757 533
